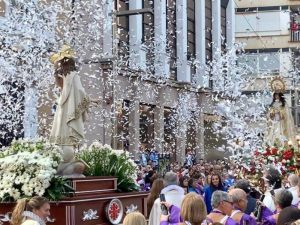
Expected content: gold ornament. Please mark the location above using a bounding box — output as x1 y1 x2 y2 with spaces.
49 45 75 64
270 76 286 93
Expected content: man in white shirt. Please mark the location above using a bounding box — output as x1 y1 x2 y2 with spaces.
288 174 300 205
148 171 185 225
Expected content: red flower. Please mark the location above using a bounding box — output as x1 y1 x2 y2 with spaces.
283 150 293 160
288 165 297 171
264 149 271 156
254 150 260 156
271 148 278 155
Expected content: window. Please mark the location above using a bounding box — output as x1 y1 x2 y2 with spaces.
116 0 129 57
205 0 212 62
237 50 281 74
142 0 154 71
140 104 155 150
221 3 226 50
236 6 287 13
166 0 177 80
187 0 195 59
205 0 213 88
0 80 25 148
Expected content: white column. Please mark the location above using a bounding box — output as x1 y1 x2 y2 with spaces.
154 0 169 78
176 0 190 82
212 0 221 58
129 0 146 70
23 87 38 138
195 0 208 87
226 0 235 49
103 0 114 57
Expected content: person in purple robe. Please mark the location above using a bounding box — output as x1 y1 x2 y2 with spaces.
228 188 257 225
234 179 257 215
160 193 207 225
207 191 239 225
261 189 293 225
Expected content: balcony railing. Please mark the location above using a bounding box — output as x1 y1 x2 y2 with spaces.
291 29 300 42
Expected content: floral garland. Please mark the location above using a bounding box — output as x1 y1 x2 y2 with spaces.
252 145 298 174
0 138 62 201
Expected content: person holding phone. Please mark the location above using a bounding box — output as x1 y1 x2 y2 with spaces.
149 172 185 225
160 193 207 225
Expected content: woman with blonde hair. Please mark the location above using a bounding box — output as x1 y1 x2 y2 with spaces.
147 178 165 217
160 192 207 225
180 193 207 225
123 212 147 225
11 196 50 225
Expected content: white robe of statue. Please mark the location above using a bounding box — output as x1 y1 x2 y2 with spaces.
264 100 295 146
50 71 89 176
50 71 89 146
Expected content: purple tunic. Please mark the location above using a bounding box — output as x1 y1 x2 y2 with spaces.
225 217 240 225
261 215 276 225
261 206 274 220
240 213 257 225
160 205 182 225
207 216 239 225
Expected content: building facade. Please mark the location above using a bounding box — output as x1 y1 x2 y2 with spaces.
235 0 300 127
0 0 235 162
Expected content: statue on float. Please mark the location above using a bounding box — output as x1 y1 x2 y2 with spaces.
49 45 90 177
264 77 295 146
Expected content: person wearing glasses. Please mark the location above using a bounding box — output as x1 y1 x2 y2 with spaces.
207 191 239 225
228 188 257 225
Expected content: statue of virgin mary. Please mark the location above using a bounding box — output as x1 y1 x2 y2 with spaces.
264 77 295 146
49 45 90 177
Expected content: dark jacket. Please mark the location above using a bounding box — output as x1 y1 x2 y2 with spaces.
245 195 257 215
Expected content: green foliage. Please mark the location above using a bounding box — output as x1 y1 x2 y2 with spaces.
45 176 74 201
79 144 139 192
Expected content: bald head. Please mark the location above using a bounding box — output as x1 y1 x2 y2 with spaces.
229 188 247 203
288 174 299 187
229 188 248 212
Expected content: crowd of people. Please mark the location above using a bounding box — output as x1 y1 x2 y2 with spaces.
132 157 300 225
7 158 300 225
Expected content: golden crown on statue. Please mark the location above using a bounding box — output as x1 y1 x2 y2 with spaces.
270 76 286 93
49 45 76 64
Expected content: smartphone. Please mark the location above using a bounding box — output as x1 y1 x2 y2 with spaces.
270 190 275 197
260 194 265 201
160 194 168 215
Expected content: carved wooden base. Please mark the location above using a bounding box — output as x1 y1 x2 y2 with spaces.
0 177 149 225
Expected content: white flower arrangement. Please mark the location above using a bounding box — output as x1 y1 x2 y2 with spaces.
79 141 139 192
0 138 62 201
